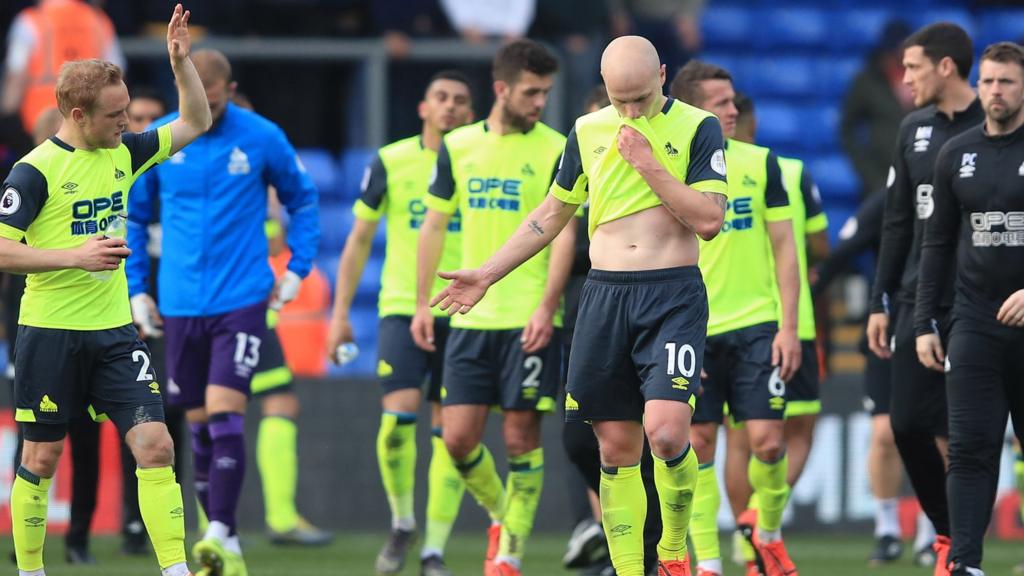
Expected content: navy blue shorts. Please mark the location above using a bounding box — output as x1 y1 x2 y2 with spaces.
565 266 707 423
442 327 561 412
694 322 786 424
163 301 268 409
378 315 449 403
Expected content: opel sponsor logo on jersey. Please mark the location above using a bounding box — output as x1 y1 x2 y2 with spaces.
915 184 935 220
913 126 933 152
408 199 461 232
0 187 22 216
959 153 977 178
970 211 1024 247
466 177 522 212
720 196 754 233
69 191 125 235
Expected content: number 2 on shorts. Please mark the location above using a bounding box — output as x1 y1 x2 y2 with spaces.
132 349 154 382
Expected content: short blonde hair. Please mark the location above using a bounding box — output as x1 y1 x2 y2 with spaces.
55 59 123 117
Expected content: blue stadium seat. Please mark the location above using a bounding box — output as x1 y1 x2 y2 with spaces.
319 201 353 254
699 52 747 81
356 255 383 299
328 305 379 376
296 148 338 199
809 154 859 203
835 8 892 49
316 253 340 290
702 5 755 49
757 8 829 49
745 57 815 98
977 10 1024 47
337 148 376 201
817 56 863 98
801 102 841 150
911 9 975 40
753 101 802 149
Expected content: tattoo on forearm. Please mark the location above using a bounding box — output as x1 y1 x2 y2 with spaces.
705 192 728 212
528 220 545 236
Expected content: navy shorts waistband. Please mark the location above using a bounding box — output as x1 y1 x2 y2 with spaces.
586 266 702 285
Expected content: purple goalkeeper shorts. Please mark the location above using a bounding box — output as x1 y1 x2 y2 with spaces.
162 301 268 409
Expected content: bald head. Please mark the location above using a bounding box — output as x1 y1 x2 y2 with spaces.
192 49 232 86
192 50 236 123
600 36 666 119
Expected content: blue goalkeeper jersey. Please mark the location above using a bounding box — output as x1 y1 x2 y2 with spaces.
126 102 320 316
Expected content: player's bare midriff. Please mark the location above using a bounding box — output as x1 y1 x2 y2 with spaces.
589 204 700 271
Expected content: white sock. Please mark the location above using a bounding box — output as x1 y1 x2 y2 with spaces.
698 558 723 574
874 498 901 538
915 511 936 550
758 529 782 543
20 569 45 576
495 555 521 569
161 563 190 576
421 546 443 560
965 567 984 576
224 535 242 555
393 516 416 531
205 520 230 542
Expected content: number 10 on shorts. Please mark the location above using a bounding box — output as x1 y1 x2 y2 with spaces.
664 342 696 377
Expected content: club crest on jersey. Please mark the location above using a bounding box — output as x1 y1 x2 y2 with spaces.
228 147 250 175
664 141 679 157
959 153 977 178
913 126 933 152
0 187 21 216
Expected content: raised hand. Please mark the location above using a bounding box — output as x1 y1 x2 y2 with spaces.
167 4 192 65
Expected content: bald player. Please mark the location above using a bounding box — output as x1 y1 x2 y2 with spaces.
429 36 727 576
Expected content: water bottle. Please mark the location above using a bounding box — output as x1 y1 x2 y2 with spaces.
335 342 360 366
90 212 127 281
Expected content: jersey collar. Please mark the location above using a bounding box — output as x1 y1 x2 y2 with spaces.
660 97 674 115
48 136 75 152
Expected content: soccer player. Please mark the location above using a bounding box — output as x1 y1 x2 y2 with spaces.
427 36 728 576
225 92 333 549
866 23 980 576
915 41 1024 576
810 193 938 567
670 62 802 576
720 92 829 574
125 49 319 575
0 5 210 576
412 39 570 576
326 69 474 576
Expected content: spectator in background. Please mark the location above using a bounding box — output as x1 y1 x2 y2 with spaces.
369 0 452 59
608 0 705 74
0 0 124 136
840 20 915 198
440 0 536 43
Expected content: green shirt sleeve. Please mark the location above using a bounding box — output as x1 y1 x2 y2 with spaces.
0 162 48 241
352 152 388 222
800 167 829 233
550 126 587 205
686 116 728 196
764 152 792 222
425 141 458 215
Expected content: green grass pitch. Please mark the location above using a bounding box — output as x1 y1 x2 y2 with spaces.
4 533 1021 575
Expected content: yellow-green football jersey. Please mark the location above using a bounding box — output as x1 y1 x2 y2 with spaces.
426 121 565 330
777 156 828 341
354 136 461 318
0 126 173 330
551 98 727 236
700 139 792 337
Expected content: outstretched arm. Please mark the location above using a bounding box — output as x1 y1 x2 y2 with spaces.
432 195 579 315
166 4 211 154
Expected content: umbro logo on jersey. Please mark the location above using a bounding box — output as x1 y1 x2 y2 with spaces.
521 163 535 177
742 175 757 188
959 153 977 178
914 126 933 152
664 141 678 156
593 145 607 155
61 182 78 193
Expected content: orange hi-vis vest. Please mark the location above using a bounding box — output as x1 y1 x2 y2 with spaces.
270 250 331 377
20 0 115 132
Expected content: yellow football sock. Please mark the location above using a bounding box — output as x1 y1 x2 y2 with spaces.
11 467 50 572
137 466 187 569
653 445 698 561
601 463 646 576
690 463 721 563
377 412 417 529
258 416 299 532
454 444 506 522
498 448 544 563
424 432 465 556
